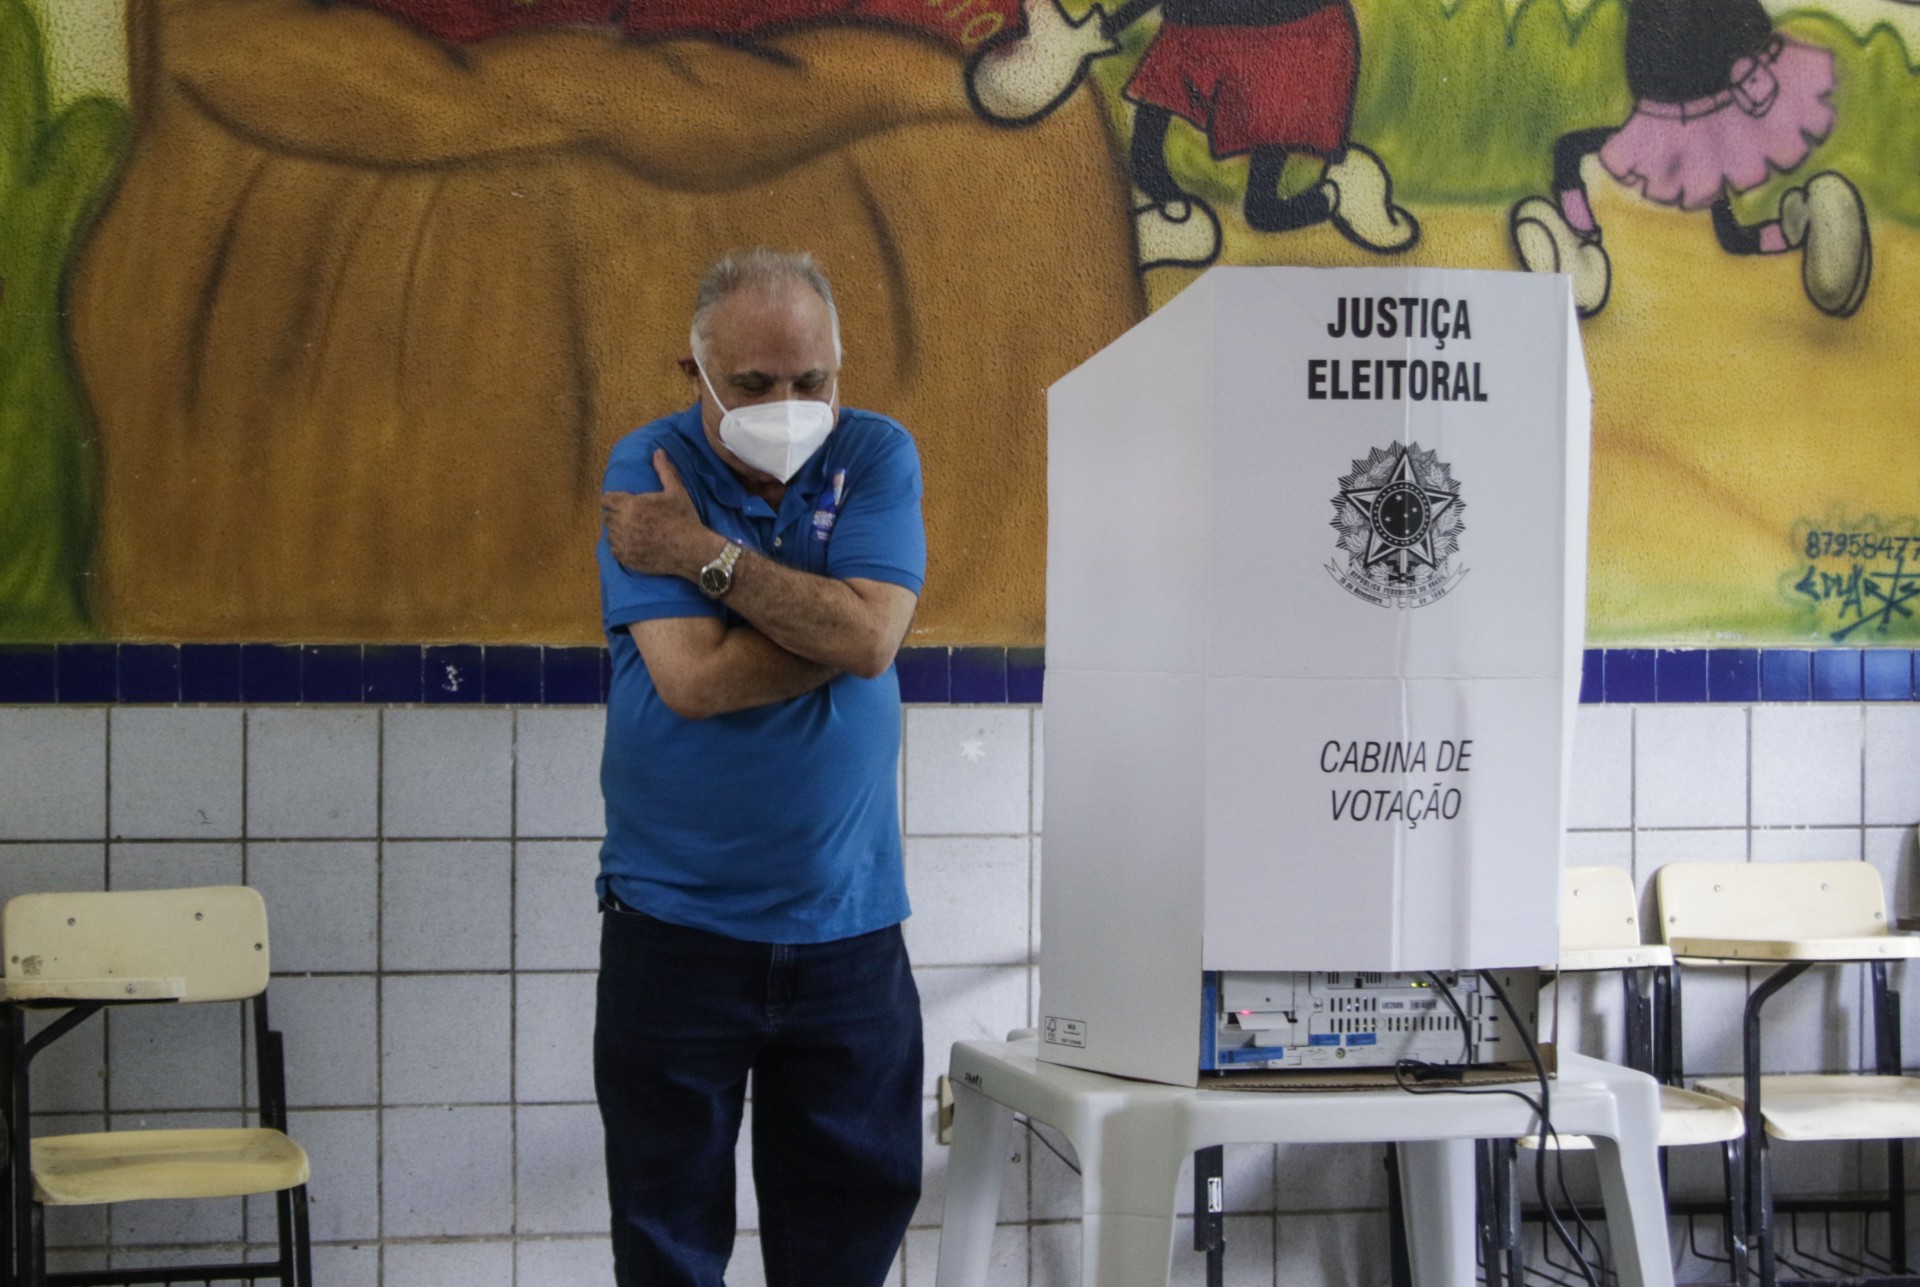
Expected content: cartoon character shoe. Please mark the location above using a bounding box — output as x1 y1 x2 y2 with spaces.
965 0 1119 126
1133 195 1222 272
1509 196 1611 318
1779 172 1871 318
1319 144 1420 254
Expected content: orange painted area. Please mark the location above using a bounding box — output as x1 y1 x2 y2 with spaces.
70 3 1142 646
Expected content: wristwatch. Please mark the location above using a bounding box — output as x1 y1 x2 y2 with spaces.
698 541 744 599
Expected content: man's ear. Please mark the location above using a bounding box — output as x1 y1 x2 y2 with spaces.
675 356 699 379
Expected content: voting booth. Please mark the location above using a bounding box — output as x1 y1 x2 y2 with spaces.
1039 267 1591 1087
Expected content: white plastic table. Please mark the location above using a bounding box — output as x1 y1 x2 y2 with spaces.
935 1038 1674 1287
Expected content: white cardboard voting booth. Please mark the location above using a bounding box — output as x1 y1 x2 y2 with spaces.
1039 266 1591 1087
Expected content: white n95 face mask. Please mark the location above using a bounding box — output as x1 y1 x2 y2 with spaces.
696 360 837 483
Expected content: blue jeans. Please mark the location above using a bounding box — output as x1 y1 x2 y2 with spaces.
594 899 923 1287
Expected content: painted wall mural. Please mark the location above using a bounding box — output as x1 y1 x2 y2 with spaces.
3 0 1917 647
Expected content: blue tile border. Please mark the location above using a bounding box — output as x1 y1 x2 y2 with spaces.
1603 649 1656 703
423 645 485 704
0 644 1915 706
484 645 544 706
58 645 117 703
363 646 423 704
1578 650 1602 705
1706 649 1759 703
1653 649 1707 703
1760 649 1813 702
1812 648 1863 702
950 648 1008 704
1864 649 1915 702
0 647 56 703
303 646 364 704
1007 648 1045 704
240 645 301 704
894 648 950 704
117 644 181 703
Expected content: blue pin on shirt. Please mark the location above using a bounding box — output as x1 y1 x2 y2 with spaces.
811 469 847 543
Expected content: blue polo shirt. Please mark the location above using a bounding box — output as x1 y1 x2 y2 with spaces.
596 403 926 944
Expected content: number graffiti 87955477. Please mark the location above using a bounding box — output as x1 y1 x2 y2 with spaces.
1790 521 1920 642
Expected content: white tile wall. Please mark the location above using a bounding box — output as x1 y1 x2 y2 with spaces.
513 842 602 971
384 1240 515 1287
248 841 381 972
108 999 244 1111
247 709 380 838
905 707 1031 835
0 709 105 838
1635 706 1748 829
514 1238 615 1284
109 840 243 890
515 1104 609 1235
904 836 1030 967
381 1106 514 1237
312 1243 381 1286
273 1109 382 1241
0 698 1914 1284
381 975 513 1105
109 708 244 840
25 1005 106 1113
0 842 105 906
513 709 607 838
272 975 380 1107
1752 706 1863 827
513 973 598 1104
382 710 513 839
1567 704 1632 830
381 842 513 972
1866 706 1920 827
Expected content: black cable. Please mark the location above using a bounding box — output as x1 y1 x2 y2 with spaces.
1015 1113 1081 1176
1388 972 1603 1287
1482 969 1607 1287
1426 970 1473 1066
1390 1065 1600 1286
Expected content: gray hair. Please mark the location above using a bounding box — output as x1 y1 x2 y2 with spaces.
689 247 843 366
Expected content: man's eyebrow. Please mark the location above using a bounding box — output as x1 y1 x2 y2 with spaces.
727 367 831 384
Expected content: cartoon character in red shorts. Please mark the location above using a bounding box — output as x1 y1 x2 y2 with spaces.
969 0 1419 270
1508 0 1870 318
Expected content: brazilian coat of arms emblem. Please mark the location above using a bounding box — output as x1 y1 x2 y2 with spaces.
1328 442 1467 608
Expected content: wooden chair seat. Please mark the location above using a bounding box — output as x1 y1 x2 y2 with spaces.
3 886 313 1285
33 1127 310 1206
1519 1084 1744 1151
1694 1073 1920 1142
1671 934 1920 964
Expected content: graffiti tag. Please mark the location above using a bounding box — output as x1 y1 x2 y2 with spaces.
1789 522 1920 641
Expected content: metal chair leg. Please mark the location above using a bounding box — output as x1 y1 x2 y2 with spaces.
22 1204 41 1287
1722 1134 1749 1286
1384 1144 1413 1287
291 1185 314 1287
1192 1145 1223 1287
275 1185 296 1287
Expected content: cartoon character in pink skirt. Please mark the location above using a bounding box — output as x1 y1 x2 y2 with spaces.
1510 0 1870 318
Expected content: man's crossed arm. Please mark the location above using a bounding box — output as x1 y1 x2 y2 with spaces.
603 451 916 720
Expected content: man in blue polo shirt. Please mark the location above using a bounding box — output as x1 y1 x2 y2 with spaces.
593 248 926 1287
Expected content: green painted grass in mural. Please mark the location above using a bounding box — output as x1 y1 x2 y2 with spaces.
0 0 126 639
1084 0 1920 225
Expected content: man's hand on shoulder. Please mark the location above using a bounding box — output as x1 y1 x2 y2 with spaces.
602 450 718 578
